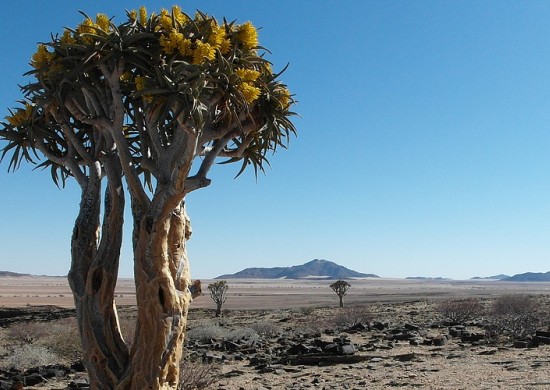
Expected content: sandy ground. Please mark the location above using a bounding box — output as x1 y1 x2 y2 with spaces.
3 276 550 309
3 277 550 389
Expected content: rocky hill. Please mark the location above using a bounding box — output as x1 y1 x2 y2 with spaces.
216 259 378 280
502 272 550 282
470 274 510 280
0 271 31 277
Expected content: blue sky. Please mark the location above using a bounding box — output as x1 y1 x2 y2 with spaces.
2 1 550 279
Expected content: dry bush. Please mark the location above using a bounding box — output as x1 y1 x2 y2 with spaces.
488 294 546 340
438 298 484 324
294 314 326 336
178 359 220 390
187 323 225 342
225 327 259 342
38 318 82 362
8 322 50 344
1 344 59 370
250 321 281 337
330 305 372 329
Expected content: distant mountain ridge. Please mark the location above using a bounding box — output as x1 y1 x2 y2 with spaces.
470 274 510 280
0 271 31 277
502 272 550 282
216 259 378 280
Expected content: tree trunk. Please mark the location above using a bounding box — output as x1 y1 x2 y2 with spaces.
120 202 192 389
339 295 344 308
68 159 129 388
215 303 222 317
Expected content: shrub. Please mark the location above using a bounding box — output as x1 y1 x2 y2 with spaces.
187 323 225 342
8 322 49 344
178 359 219 390
438 298 484 324
488 294 545 340
331 305 371 329
38 318 82 361
250 321 281 337
2 344 59 370
225 327 259 342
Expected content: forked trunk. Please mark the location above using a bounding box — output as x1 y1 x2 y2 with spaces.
68 159 129 388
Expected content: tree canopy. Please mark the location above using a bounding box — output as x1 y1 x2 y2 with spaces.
1 6 296 194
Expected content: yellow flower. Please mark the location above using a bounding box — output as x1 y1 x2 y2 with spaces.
219 37 232 55
192 41 216 64
60 29 76 45
235 68 260 83
178 38 193 57
172 5 188 25
6 104 32 127
158 9 172 31
129 10 137 21
135 75 147 91
120 72 132 82
238 82 261 104
77 19 97 44
139 6 148 26
160 29 184 54
31 45 54 69
96 14 110 32
236 21 258 50
208 23 224 46
278 88 291 109
135 76 152 102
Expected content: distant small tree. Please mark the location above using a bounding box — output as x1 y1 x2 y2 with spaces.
208 280 229 317
330 280 350 308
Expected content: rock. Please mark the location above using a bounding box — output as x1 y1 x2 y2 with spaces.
394 353 418 362
513 340 530 348
404 323 419 331
409 337 424 346
24 373 45 386
533 335 550 346
432 336 447 346
287 343 310 355
340 344 355 355
535 330 550 338
71 361 86 372
68 378 90 389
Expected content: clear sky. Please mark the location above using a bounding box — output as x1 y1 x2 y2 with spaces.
1 1 550 280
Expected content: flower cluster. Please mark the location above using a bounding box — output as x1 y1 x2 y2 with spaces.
6 104 32 127
31 45 55 69
27 5 294 110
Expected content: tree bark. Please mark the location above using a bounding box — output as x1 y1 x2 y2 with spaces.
68 158 129 389
119 202 192 389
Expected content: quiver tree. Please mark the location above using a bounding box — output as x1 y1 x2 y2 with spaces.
330 280 351 308
207 280 229 317
0 6 295 389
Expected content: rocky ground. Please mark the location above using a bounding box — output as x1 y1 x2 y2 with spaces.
2 297 550 389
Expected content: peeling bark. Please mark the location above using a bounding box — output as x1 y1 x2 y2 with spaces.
120 202 192 389
68 157 129 389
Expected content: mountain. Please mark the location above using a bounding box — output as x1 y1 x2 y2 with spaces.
215 259 378 280
470 274 510 280
502 272 550 282
406 277 450 281
0 271 31 277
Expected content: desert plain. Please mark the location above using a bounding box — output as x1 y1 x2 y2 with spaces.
2 276 550 389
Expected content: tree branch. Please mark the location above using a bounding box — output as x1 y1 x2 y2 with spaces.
100 61 151 211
